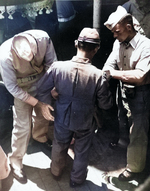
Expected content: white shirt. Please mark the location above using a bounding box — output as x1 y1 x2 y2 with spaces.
103 33 150 85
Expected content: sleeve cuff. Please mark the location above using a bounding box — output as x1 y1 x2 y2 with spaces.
24 95 38 106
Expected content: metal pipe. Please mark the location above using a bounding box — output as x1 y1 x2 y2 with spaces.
93 0 102 33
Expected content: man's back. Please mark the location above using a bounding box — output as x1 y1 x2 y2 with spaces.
39 58 112 131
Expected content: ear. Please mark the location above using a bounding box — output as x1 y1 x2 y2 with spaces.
74 40 78 48
94 46 100 53
126 24 132 30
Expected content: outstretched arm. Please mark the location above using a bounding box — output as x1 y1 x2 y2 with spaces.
34 101 54 121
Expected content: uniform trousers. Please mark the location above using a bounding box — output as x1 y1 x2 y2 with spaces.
51 124 94 183
125 85 150 172
9 80 50 170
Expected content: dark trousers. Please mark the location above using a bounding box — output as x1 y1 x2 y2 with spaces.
124 85 150 172
51 125 94 183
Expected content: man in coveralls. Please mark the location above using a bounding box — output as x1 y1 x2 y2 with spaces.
37 27 113 187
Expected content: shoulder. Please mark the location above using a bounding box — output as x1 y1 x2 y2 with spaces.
23 29 49 39
0 38 12 61
138 33 150 46
51 60 72 69
91 65 103 76
111 39 120 52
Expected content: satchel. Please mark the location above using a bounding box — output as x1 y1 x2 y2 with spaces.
0 146 10 179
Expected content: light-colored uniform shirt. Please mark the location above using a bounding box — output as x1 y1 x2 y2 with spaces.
0 30 57 106
123 0 150 38
103 33 150 85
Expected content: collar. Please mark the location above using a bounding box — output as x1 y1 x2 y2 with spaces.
121 32 140 49
71 56 92 65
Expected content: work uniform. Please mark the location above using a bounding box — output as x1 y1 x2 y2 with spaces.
37 56 113 183
103 32 150 172
0 29 57 170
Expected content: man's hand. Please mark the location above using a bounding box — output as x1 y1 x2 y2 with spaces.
34 101 54 121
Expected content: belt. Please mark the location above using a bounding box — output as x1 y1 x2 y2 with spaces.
17 74 37 83
122 84 150 98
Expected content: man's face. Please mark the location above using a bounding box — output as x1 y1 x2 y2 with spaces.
135 0 149 8
111 23 129 42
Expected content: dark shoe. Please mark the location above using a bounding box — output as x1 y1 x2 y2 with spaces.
52 174 61 181
11 166 27 184
70 179 83 188
50 170 61 181
118 169 138 181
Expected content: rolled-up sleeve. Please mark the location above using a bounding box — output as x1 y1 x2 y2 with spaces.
96 73 113 110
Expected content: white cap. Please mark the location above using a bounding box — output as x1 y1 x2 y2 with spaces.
12 33 37 61
104 6 129 30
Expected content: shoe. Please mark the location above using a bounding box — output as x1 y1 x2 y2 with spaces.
11 166 27 184
50 169 61 181
118 169 138 181
70 179 83 188
51 173 61 181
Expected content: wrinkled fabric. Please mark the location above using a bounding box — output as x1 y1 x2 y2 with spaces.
126 85 150 172
38 57 113 131
103 33 150 85
0 30 57 171
0 29 57 102
103 30 150 172
37 56 113 182
9 96 50 170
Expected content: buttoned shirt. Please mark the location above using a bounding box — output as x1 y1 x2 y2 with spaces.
0 30 57 104
37 56 113 131
123 0 150 38
103 33 150 85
